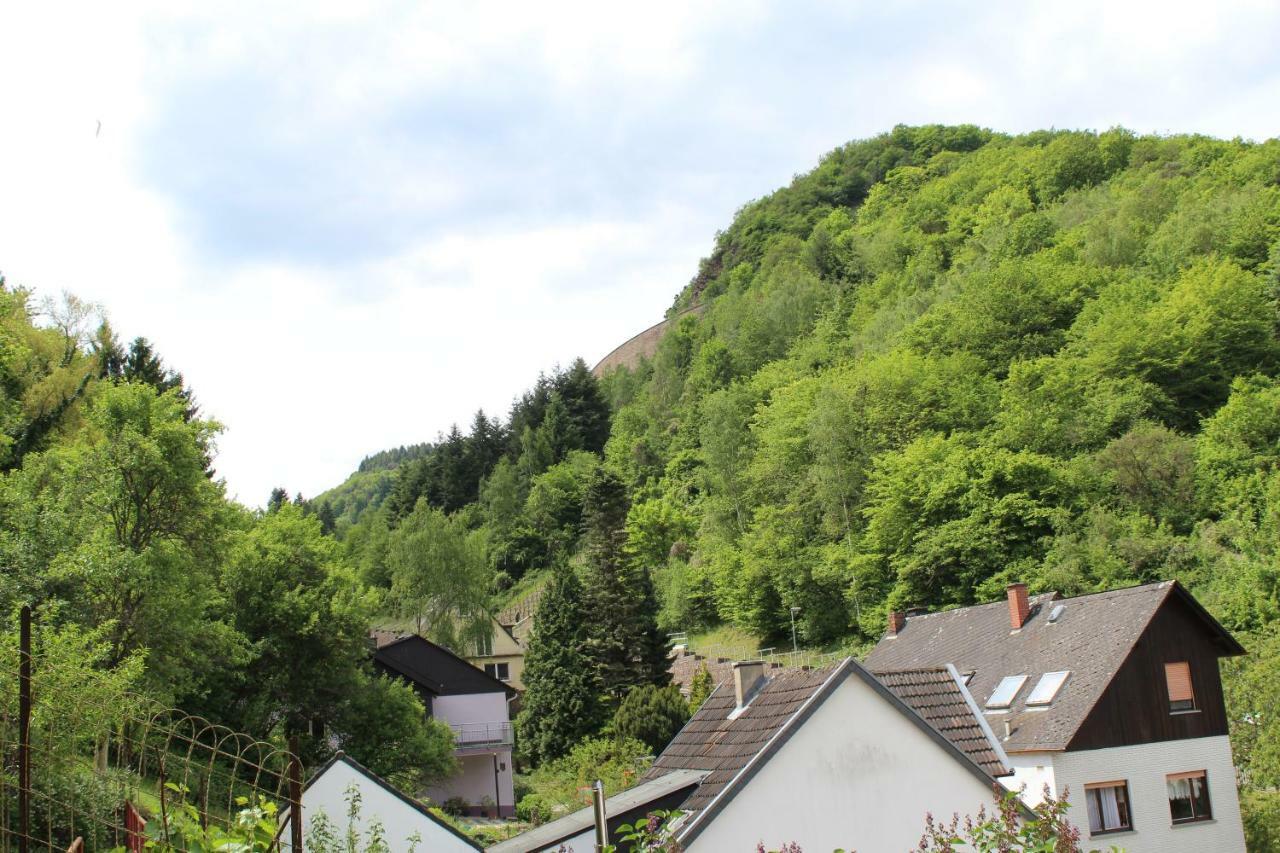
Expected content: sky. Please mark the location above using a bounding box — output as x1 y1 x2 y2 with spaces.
1 1 1278 507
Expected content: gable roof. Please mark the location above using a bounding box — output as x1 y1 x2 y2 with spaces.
876 665 1010 778
374 634 517 698
486 769 707 853
647 657 1011 845
303 752 482 850
863 580 1244 753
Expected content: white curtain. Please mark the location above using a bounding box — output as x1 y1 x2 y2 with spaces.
1089 787 1123 831
1099 786 1122 829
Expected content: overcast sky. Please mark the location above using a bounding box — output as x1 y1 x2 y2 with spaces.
1 1 1278 506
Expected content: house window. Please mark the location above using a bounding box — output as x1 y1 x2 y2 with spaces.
1026 671 1070 707
1168 770 1213 824
1165 661 1196 712
484 662 510 681
1084 781 1132 835
475 634 494 657
985 675 1028 709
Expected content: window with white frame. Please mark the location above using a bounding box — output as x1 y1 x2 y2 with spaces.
1084 781 1132 835
475 633 494 657
484 662 510 681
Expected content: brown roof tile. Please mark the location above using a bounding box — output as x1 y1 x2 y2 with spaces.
875 667 1009 777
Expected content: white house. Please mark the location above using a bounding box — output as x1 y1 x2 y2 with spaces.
294 753 480 853
865 580 1248 852
497 657 1014 852
373 633 517 817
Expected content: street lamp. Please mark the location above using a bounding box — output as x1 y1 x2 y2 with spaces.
789 606 801 653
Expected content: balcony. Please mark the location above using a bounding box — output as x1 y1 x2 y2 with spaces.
450 721 514 751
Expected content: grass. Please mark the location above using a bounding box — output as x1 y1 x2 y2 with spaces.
685 625 764 658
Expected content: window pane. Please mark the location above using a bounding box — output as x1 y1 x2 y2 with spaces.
986 675 1028 708
1086 790 1103 833
1085 783 1131 833
1169 772 1210 822
1027 671 1070 706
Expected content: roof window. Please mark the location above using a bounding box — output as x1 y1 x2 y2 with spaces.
1026 671 1070 706
986 674 1028 709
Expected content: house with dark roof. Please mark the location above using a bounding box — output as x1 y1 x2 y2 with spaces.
291 752 481 852
373 634 518 817
865 580 1247 852
630 658 1009 850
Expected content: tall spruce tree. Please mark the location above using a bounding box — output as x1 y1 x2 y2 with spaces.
579 468 669 704
516 566 605 765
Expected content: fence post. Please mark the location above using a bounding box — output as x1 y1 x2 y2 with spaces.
288 736 303 852
18 606 31 853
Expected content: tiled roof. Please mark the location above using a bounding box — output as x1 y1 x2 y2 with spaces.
875 667 1009 777
647 658 1007 832
648 665 839 815
863 580 1240 752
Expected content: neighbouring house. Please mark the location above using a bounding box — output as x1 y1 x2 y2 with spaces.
496 581 546 648
864 580 1248 852
466 613 526 691
290 752 481 853
372 633 518 817
499 656 1014 852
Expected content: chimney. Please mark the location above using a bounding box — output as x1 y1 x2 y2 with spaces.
1007 583 1030 630
887 611 906 637
732 660 766 710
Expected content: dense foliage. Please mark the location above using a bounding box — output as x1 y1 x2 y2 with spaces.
0 283 456 788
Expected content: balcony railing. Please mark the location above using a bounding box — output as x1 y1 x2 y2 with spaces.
450 721 514 750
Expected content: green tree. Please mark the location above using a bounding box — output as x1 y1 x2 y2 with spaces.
687 662 714 712
580 468 670 703
385 502 490 650
612 684 689 754
516 567 605 765
217 505 375 740
333 673 458 789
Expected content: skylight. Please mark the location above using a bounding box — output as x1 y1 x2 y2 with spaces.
986 675 1028 709
1027 671 1070 706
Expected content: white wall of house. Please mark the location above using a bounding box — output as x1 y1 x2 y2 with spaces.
432 692 509 728
299 759 476 853
426 751 515 816
1000 749 1058 805
1049 735 1244 853
682 674 999 852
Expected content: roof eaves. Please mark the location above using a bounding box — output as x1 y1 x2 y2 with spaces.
1168 580 1246 656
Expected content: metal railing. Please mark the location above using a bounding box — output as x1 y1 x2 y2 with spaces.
449 722 514 749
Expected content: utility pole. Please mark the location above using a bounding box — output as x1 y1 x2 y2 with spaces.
790 606 801 653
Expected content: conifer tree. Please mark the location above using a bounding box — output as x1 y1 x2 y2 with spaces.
516 567 605 765
579 468 670 704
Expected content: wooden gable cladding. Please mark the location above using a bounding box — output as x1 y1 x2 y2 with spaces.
1068 593 1230 751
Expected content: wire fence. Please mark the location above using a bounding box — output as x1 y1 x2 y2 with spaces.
0 607 304 853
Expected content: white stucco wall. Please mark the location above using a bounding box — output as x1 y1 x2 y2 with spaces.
683 674 1000 852
426 751 516 816
299 759 476 853
1048 735 1245 853
1000 750 1058 806
432 692 509 728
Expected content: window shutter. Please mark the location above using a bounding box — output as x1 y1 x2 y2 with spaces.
1165 662 1194 703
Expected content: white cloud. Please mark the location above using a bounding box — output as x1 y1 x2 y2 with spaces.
1 0 1277 505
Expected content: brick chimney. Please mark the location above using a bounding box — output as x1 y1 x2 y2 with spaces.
887 611 906 637
733 660 766 710
1007 583 1030 630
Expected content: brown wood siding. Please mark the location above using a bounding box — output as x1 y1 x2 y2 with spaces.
1068 595 1228 751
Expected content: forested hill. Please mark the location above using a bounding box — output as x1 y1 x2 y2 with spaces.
316 125 1280 805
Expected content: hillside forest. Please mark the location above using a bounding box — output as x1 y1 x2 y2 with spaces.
5 125 1280 839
